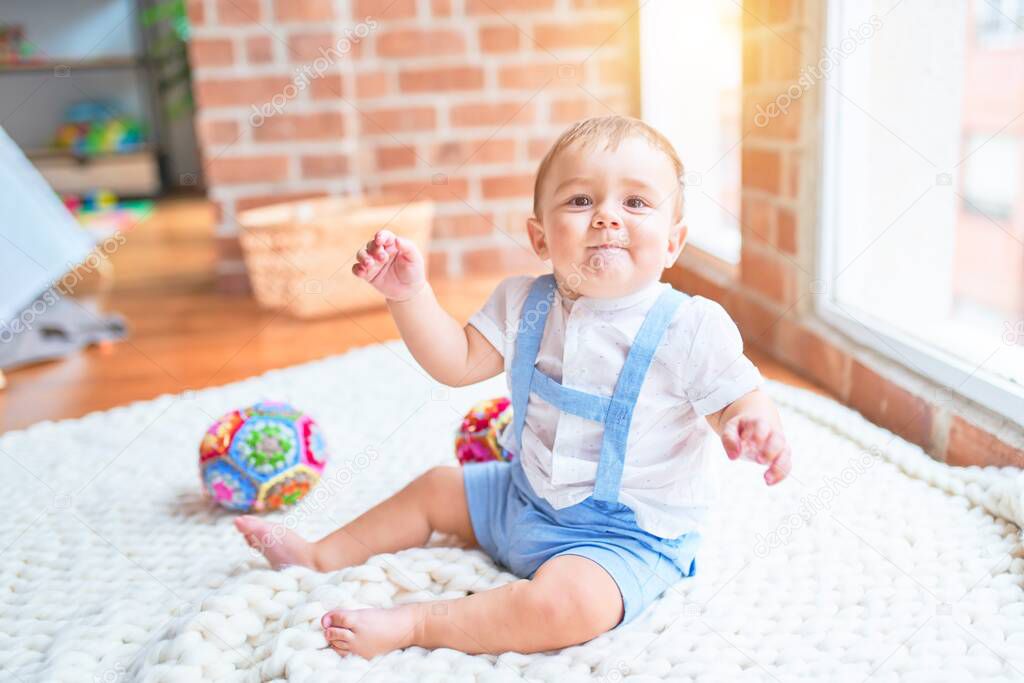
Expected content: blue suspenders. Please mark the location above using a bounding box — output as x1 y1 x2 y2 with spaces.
509 274 686 505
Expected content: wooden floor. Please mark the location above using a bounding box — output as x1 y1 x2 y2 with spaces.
0 197 822 432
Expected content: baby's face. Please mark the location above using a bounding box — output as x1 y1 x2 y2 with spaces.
527 135 686 299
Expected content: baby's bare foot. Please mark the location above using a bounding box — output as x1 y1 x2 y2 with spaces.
321 606 419 659
234 515 316 570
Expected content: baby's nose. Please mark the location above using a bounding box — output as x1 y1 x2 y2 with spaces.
592 212 621 228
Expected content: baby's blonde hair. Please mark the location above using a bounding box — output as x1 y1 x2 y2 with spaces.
532 115 685 222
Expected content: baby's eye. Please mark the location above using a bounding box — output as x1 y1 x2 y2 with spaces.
625 196 650 209
568 195 592 208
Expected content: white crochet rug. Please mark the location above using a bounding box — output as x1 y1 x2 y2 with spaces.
2 341 1022 683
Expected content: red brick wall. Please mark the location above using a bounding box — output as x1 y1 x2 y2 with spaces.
666 0 1024 468
185 0 638 287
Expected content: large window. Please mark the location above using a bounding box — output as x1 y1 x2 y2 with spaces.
820 0 1024 423
639 0 742 264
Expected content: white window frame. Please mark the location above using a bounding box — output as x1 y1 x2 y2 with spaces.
817 0 1024 426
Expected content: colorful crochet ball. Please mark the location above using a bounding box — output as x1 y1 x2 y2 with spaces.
199 401 328 512
455 396 515 464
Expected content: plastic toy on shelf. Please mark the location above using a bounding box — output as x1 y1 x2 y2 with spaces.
53 101 146 157
0 25 37 65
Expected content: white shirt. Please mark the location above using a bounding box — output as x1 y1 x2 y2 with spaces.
467 275 763 538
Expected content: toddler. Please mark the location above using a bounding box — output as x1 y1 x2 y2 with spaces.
235 115 792 659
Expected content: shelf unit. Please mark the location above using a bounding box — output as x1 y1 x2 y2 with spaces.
0 2 167 197
0 55 148 73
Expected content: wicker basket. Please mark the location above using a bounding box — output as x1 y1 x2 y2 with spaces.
237 195 435 318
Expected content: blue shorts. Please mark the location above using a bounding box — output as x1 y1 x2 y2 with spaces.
462 458 701 626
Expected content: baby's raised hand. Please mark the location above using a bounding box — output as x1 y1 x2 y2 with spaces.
351 229 426 302
721 415 792 486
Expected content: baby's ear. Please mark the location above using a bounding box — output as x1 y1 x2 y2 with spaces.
526 216 549 260
665 221 688 267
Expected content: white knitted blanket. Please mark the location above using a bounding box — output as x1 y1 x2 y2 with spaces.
2 341 1022 682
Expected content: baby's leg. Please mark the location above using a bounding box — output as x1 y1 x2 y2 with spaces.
235 465 476 570
322 554 623 658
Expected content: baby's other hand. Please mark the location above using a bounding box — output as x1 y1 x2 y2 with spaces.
352 229 426 302
720 415 792 486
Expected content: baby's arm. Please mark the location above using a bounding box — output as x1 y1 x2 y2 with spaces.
352 229 502 387
388 286 503 387
706 389 792 486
